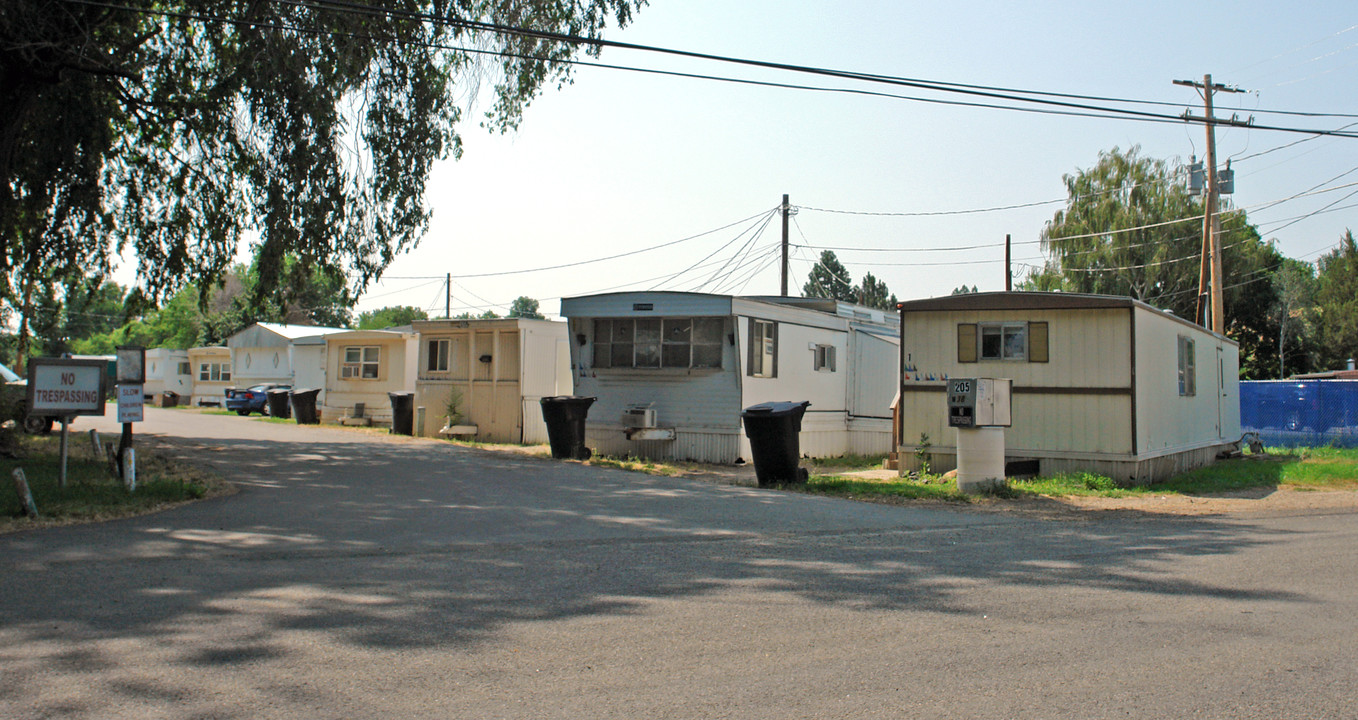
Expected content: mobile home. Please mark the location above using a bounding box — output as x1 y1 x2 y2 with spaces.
227 322 348 388
412 318 572 441
560 291 900 464
895 292 1241 484
320 328 419 426
187 346 232 406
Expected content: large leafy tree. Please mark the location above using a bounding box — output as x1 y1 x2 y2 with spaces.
358 305 428 330
1274 258 1318 378
73 287 205 354
1 0 645 356
1315 230 1358 371
1024 146 1285 379
74 253 361 351
507 295 544 319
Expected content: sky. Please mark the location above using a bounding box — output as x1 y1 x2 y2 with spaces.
346 0 1358 320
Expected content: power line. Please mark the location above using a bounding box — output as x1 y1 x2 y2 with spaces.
651 213 777 291
695 212 772 292
72 0 1358 138
712 242 782 295
376 208 777 282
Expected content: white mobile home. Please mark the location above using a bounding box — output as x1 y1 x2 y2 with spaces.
227 322 348 388
560 291 900 464
320 328 419 426
144 348 192 401
412 318 572 441
895 292 1241 484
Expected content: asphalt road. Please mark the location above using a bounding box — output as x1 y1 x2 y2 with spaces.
2 408 1355 719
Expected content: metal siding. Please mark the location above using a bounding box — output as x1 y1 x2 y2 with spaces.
586 427 742 464
414 321 570 442
741 319 846 411
1218 341 1242 439
569 311 742 460
187 347 231 405
850 330 899 419
564 294 897 462
847 418 894 455
324 336 416 422
1134 307 1233 453
519 322 571 398
581 369 742 432
522 400 550 444
144 349 191 397
291 345 328 405
898 308 1135 460
231 345 291 385
561 293 734 319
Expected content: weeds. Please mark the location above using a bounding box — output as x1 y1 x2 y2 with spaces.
914 433 932 476
1 434 229 530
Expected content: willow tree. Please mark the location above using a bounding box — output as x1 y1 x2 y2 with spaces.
0 0 646 363
1025 146 1285 378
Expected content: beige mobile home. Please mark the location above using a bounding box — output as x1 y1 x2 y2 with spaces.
320 328 418 426
412 318 572 441
187 346 233 406
896 292 1240 484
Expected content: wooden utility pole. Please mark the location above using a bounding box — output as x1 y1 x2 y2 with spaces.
780 194 790 296
1176 74 1248 334
1005 234 1012 291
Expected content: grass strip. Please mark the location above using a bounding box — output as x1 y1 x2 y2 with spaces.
1 433 230 531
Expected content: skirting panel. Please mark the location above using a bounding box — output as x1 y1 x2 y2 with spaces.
894 442 1236 486
586 426 742 464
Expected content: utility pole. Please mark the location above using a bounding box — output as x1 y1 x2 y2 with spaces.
1175 74 1248 334
780 194 790 296
445 272 450 319
1005 234 1012 291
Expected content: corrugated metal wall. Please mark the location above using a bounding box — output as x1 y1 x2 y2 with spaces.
849 330 898 420
586 427 742 464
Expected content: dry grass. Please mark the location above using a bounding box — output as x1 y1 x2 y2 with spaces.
1 432 233 534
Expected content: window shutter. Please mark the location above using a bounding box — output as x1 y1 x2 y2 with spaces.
1028 322 1049 363
770 322 779 378
745 319 755 376
957 323 977 363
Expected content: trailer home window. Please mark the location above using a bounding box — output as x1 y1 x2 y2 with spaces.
748 319 777 378
198 362 230 382
980 323 1026 360
1178 336 1196 396
342 346 380 379
959 322 1047 363
426 339 450 372
593 317 723 369
813 344 836 372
